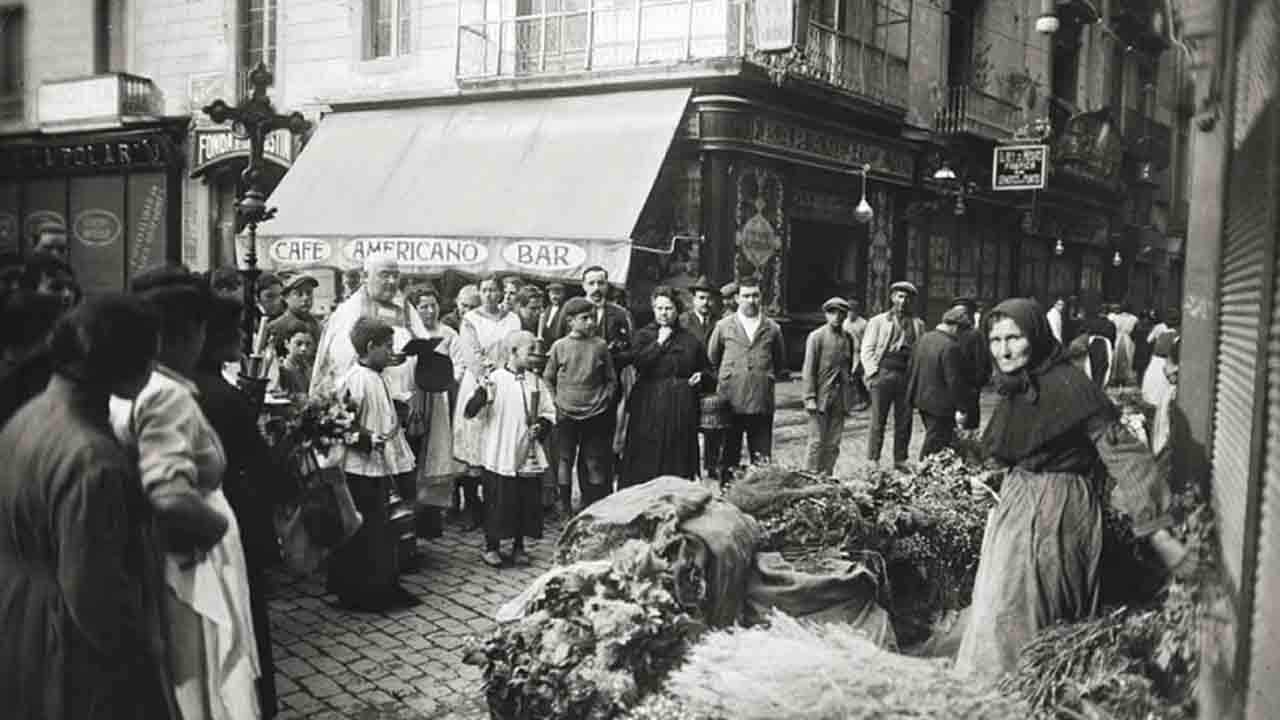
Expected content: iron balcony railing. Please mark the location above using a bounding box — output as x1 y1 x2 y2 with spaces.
456 0 910 108
932 84 1022 140
796 22 909 109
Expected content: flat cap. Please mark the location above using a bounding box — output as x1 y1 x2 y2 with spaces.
284 274 319 294
822 297 850 313
890 280 918 296
562 296 596 318
941 306 971 326
720 281 739 297
950 296 977 312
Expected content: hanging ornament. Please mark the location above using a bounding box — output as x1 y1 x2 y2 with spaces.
854 164 875 225
1112 250 1123 267
1054 238 1065 256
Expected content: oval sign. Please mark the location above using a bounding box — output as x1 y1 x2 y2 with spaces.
23 210 66 243
341 238 489 268
502 240 587 272
73 209 123 247
269 237 333 265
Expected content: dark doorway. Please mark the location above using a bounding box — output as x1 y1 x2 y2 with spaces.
788 218 865 313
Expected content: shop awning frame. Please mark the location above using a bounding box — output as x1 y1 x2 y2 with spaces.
257 87 693 282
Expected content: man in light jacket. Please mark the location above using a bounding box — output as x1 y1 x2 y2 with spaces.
707 276 788 479
803 297 855 475
861 281 926 469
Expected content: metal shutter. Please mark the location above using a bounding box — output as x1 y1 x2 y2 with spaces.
1212 100 1273 600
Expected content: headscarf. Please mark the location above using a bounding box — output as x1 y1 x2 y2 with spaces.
982 298 1116 463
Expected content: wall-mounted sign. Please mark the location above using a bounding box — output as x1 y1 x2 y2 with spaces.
23 210 66 242
192 127 296 173
992 144 1049 191
73 209 123 247
501 240 587 272
0 136 168 177
340 237 490 267
754 0 799 51
269 237 333 265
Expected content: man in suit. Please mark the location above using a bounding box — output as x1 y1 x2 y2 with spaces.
679 276 719 348
906 306 977 458
707 276 788 479
247 272 284 355
538 281 566 345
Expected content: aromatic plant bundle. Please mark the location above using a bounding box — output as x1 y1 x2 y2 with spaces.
464 541 706 720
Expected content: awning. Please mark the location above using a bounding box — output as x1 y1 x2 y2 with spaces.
256 87 692 281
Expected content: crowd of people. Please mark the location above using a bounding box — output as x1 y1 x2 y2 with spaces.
0 226 1192 717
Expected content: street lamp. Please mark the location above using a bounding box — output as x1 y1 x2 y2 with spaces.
201 62 312 358
1113 250 1123 267
1054 237 1065 256
854 164 875 224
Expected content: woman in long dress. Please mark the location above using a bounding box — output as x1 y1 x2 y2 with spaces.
618 287 711 488
111 268 262 720
1142 310 1180 404
0 295 174 720
407 285 463 536
955 299 1190 684
1110 303 1138 386
453 275 522 521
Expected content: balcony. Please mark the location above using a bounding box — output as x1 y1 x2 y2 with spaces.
455 0 910 109
781 21 910 109
932 84 1023 141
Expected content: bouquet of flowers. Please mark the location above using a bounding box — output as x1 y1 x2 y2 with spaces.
263 391 359 477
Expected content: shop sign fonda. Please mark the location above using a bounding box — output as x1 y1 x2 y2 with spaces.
341 237 489 267
502 240 587 272
992 144 1049 191
193 127 295 172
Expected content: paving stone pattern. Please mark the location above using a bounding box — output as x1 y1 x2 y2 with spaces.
268 381 1000 718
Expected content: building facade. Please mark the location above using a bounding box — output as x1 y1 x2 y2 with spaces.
0 0 1187 328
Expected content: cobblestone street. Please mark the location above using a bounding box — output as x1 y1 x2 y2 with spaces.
267 381 1001 719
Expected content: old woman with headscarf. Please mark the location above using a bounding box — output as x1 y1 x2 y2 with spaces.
956 298 1190 683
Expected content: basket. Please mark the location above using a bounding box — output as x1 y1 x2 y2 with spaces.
699 392 731 430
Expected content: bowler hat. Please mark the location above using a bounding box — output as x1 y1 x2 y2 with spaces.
691 275 717 293
821 297 850 313
890 280 918 296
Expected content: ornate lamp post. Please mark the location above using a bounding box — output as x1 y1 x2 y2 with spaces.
201 62 311 357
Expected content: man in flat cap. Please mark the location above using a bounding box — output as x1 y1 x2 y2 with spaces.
861 280 926 469
265 273 322 357
906 306 978 458
719 281 739 318
948 296 990 429
802 297 855 475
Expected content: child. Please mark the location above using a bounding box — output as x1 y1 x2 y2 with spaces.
543 296 617 512
269 317 315 397
802 297 854 476
327 316 417 610
464 330 555 567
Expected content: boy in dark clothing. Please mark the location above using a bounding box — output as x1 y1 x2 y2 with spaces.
544 296 617 510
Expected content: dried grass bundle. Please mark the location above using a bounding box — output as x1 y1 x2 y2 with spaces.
659 611 1029 720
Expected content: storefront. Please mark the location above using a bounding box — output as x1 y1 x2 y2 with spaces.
0 120 188 294
904 199 1019 323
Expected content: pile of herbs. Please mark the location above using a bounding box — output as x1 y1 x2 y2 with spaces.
1002 488 1211 719
464 540 706 720
727 450 997 646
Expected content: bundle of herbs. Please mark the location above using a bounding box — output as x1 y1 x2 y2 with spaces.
464 540 707 720
726 451 997 646
1001 489 1211 719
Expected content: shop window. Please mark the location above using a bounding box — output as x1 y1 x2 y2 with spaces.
980 236 999 301
1019 239 1050 304
239 0 276 93
1081 252 1104 294
364 0 412 60
0 7 23 99
905 224 926 291
95 0 127 73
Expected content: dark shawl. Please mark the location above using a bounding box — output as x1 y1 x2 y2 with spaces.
982 298 1117 464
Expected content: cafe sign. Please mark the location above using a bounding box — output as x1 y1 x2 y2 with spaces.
192 127 295 173
341 237 490 267
992 144 1049 191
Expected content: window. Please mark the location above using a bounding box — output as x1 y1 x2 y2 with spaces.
239 0 276 94
95 0 127 73
0 7 23 97
364 0 412 60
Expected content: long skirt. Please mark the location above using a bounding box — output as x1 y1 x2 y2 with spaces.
169 489 261 720
955 467 1102 684
416 391 461 508
619 378 700 488
1112 332 1135 385
1142 357 1172 405
482 471 544 545
327 474 400 606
